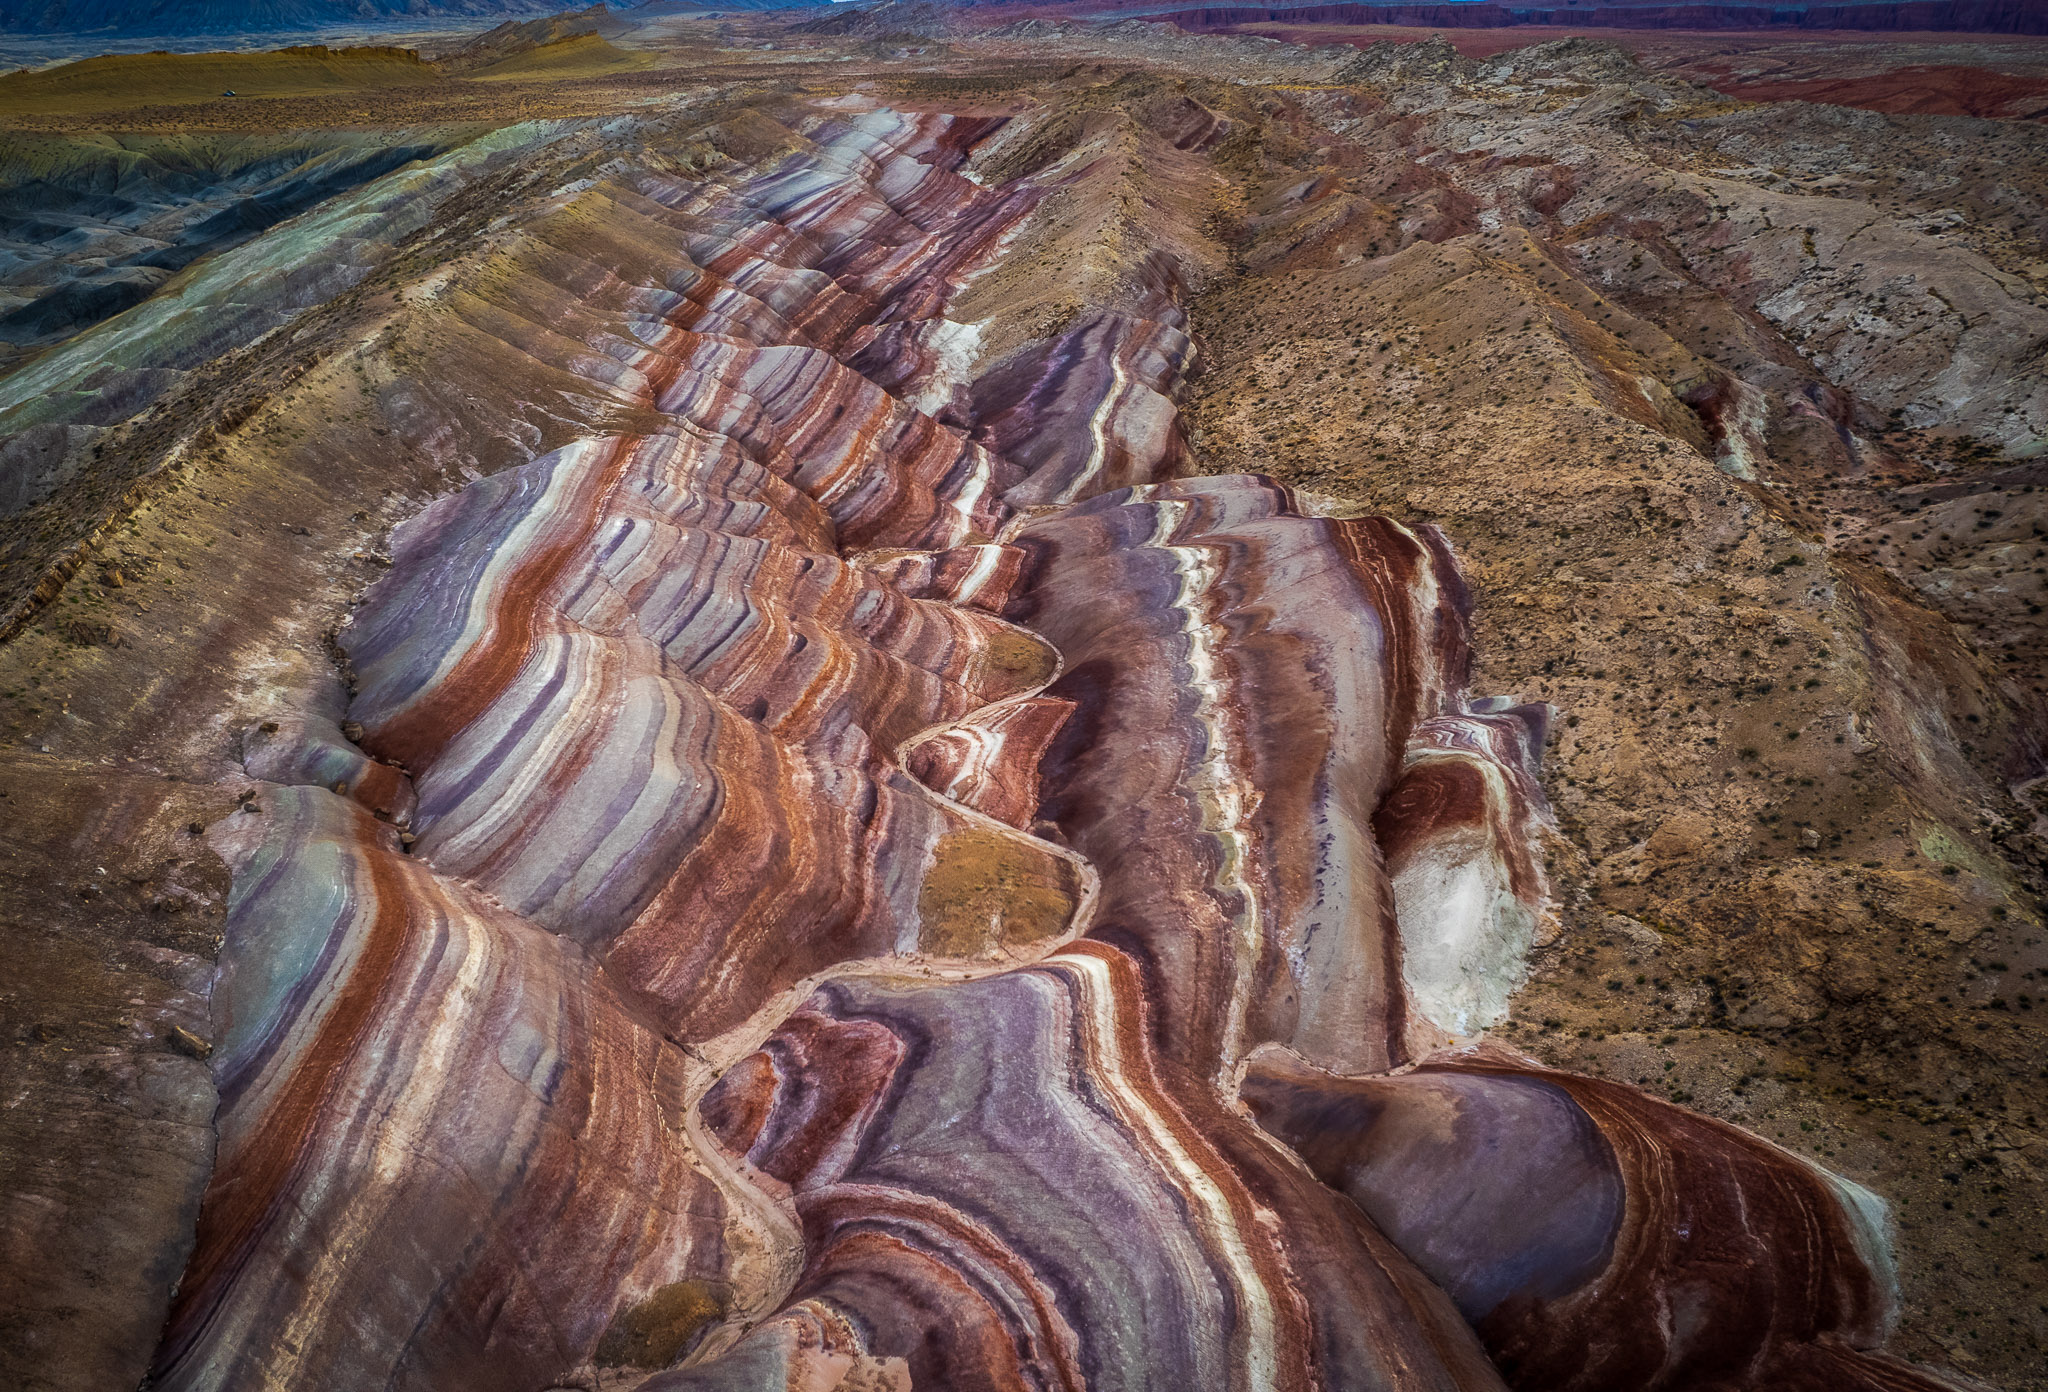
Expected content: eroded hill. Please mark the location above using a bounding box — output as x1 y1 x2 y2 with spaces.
0 15 2043 1392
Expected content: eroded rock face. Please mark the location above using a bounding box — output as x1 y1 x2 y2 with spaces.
157 788 728 1392
0 50 2002 1392
1243 1046 1935 1391
998 478 1485 1077
341 430 1079 1042
690 951 1501 1392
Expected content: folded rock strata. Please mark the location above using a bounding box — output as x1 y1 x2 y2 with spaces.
157 787 728 1392
690 945 1504 1392
1242 1045 1958 1392
997 476 1492 1078
1376 704 1556 1038
144 96 1949 1392
346 426 1081 1041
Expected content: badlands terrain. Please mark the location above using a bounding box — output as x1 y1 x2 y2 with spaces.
1 7 2046 1392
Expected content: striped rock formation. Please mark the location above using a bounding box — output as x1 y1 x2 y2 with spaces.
1241 1045 1953 1392
341 430 1082 1041
149 97 1946 1392
156 788 728 1391
996 476 1502 1080
688 947 1502 1392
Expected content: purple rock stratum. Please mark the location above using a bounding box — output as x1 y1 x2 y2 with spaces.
1 12 2044 1392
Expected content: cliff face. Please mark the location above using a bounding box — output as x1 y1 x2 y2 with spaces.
0 17 2042 1392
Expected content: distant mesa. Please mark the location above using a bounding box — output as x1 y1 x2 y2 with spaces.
430 1 635 67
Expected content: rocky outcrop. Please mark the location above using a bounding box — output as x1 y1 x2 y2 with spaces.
155 787 731 1391
998 479 1493 1076
689 945 1505 1391
125 94 1962 1392
3 20 2030 1390
1244 1046 1951 1391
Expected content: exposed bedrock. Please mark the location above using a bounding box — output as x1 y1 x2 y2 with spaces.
2 71 1980 1392
0 133 455 375
154 787 730 1392
689 949 1504 1392
1244 1045 1966 1392
995 475 1549 1076
346 426 1081 1041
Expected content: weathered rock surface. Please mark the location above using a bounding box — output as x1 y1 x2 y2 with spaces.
0 18 2039 1392
130 95 1955 1392
1245 1045 1945 1390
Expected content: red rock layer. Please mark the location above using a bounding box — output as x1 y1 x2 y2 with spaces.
154 788 727 1391
1135 1 2048 36
342 430 1081 1041
1242 1045 1964 1392
998 475 1487 1077
155 104 1112 1392
148 91 1928 1392
657 469 1569 1387
903 695 1078 828
687 942 1508 1392
1704 65 2048 120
